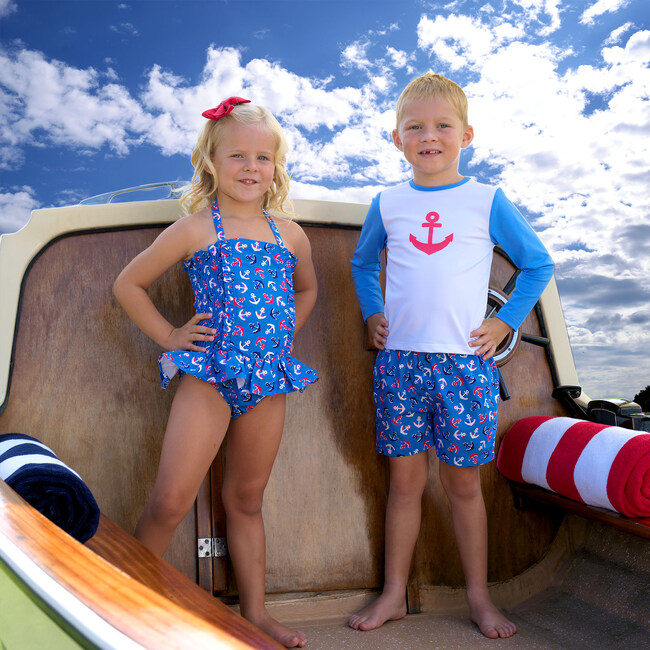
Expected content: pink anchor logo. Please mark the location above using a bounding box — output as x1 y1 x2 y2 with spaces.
409 211 453 255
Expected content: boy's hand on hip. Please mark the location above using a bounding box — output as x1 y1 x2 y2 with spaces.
469 318 511 360
367 312 389 350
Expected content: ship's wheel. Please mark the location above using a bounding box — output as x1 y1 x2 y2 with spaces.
487 247 552 401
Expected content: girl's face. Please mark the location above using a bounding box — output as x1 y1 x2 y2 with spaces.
210 121 276 208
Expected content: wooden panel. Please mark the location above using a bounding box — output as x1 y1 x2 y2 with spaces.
0 229 197 581
260 226 389 593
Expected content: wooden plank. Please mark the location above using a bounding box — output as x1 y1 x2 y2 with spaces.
510 482 650 540
0 480 281 649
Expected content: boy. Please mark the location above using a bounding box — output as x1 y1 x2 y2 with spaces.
349 73 554 639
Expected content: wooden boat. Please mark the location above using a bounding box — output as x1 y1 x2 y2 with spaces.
1 186 648 648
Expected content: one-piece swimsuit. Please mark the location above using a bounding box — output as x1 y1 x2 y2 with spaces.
159 200 318 417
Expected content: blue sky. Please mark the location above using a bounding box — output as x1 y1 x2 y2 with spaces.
1 0 648 401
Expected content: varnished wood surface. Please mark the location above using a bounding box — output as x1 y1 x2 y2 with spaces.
510 482 650 540
0 480 281 649
0 220 571 603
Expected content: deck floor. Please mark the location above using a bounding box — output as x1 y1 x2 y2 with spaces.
285 522 650 649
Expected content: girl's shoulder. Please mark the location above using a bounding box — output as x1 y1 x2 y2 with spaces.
168 208 216 259
270 214 311 257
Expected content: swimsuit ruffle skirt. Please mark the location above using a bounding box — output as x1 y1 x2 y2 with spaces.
159 200 318 403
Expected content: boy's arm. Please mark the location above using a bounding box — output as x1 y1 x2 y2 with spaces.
350 194 387 322
487 188 554 332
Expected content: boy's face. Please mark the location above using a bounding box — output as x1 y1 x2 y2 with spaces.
393 96 474 187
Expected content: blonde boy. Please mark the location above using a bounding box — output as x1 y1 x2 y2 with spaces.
349 73 554 638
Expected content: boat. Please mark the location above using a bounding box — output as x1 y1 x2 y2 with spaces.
1 184 648 649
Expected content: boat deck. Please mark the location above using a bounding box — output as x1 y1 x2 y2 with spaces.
281 520 649 649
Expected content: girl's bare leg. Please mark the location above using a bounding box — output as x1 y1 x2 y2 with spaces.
438 463 517 639
223 394 306 649
134 375 230 557
348 452 429 631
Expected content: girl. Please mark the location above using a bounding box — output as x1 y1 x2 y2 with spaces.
113 97 318 648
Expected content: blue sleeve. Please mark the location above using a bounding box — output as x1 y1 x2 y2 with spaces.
488 188 554 331
350 194 387 321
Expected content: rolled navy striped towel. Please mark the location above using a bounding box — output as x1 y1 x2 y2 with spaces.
0 432 100 542
497 416 650 518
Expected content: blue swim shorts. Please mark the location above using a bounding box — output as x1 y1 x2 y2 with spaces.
373 350 499 466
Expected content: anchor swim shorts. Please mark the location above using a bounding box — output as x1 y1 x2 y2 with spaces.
373 350 499 466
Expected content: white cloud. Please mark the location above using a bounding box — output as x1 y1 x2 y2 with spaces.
341 40 372 71
581 0 630 26
0 48 151 163
385 46 409 69
510 0 562 34
417 14 523 69
0 0 16 19
605 21 634 44
109 22 139 36
0 187 38 233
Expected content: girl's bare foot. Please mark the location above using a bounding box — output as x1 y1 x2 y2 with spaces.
467 589 517 639
347 590 407 631
249 612 307 648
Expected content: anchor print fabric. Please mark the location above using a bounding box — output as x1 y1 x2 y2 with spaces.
373 350 499 466
159 201 318 403
351 178 554 354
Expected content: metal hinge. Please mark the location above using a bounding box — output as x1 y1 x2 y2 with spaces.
197 537 228 558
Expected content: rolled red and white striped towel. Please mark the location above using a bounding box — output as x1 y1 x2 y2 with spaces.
497 416 650 518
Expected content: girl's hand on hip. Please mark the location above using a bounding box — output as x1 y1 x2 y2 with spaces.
164 312 216 351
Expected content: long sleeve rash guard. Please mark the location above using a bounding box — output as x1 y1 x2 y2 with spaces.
350 177 554 355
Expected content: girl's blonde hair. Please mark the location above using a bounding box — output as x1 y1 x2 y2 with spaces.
181 103 293 216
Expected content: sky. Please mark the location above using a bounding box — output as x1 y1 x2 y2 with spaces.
0 0 648 402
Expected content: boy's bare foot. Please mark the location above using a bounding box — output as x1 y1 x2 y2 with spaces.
347 591 407 631
249 612 307 648
467 590 517 639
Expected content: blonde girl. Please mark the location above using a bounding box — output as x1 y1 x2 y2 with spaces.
114 97 318 648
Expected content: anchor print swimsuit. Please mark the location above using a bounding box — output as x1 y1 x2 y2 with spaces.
159 200 318 417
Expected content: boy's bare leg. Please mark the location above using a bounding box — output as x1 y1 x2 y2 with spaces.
348 453 429 631
439 463 517 639
224 395 307 648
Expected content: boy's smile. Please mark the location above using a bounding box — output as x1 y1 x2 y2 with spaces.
393 96 474 187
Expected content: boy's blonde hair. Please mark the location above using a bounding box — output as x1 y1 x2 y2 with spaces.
181 103 293 216
395 73 469 129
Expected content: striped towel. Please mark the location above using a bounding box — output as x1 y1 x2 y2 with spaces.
0 433 100 542
497 416 650 518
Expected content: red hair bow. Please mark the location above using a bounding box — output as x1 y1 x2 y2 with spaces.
202 97 251 121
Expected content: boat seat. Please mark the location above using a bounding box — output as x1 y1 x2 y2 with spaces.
497 416 650 540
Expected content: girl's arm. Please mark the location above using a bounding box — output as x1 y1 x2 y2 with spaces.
113 216 216 351
285 222 317 336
